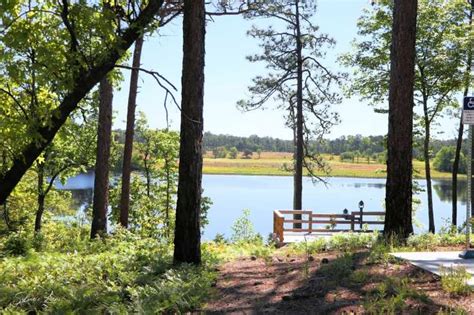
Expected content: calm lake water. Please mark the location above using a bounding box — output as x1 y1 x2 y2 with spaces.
58 173 468 240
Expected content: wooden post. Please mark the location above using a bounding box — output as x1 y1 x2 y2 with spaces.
309 212 313 234
273 211 284 243
350 213 355 231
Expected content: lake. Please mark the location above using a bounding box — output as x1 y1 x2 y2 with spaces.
58 173 468 240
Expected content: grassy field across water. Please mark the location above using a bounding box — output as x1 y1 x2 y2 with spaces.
203 151 452 179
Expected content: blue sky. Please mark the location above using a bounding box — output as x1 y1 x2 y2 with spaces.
113 0 460 140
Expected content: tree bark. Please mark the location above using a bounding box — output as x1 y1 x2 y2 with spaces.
165 159 171 238
293 0 304 229
119 35 144 228
0 0 165 206
35 162 45 233
384 0 417 240
91 78 113 238
422 101 434 233
173 0 205 265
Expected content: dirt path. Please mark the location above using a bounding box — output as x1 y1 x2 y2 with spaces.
203 251 474 314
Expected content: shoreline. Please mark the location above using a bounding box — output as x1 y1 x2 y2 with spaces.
202 167 456 180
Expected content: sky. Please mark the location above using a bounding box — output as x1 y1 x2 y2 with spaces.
112 0 461 141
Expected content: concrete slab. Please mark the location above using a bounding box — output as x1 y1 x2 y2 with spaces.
283 232 333 243
391 251 474 287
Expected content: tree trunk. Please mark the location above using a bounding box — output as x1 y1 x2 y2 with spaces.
91 78 113 238
384 0 417 240
453 1 474 226
173 0 205 265
0 0 165 206
422 103 434 233
35 163 45 232
293 0 304 229
35 195 46 233
119 35 144 228
165 159 171 238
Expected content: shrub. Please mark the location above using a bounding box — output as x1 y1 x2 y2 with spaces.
407 233 440 250
231 209 258 243
213 233 227 244
319 253 354 279
2 232 30 256
364 277 428 314
340 151 354 162
0 229 215 313
440 265 472 296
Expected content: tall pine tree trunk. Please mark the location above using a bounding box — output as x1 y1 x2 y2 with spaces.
91 78 113 238
34 162 45 232
173 0 205 265
293 0 304 228
384 0 417 240
119 35 144 228
452 1 474 226
422 102 435 233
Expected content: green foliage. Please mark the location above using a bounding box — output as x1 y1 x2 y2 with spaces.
0 225 216 313
440 265 473 296
213 233 227 244
202 239 271 262
0 170 74 234
110 113 180 240
1 231 30 256
364 277 429 314
212 146 228 159
433 146 466 174
228 147 238 159
318 253 354 279
231 209 258 243
328 232 378 251
340 151 355 162
406 230 468 250
287 232 379 254
366 241 397 265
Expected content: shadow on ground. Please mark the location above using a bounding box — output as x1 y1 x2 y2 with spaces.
203 250 473 314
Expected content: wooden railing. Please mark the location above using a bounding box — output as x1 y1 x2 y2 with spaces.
273 209 385 243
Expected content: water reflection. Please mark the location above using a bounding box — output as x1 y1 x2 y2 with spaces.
351 182 386 189
432 180 467 204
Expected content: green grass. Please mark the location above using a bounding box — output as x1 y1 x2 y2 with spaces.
202 153 454 179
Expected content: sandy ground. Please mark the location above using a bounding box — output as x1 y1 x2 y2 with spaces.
202 250 474 314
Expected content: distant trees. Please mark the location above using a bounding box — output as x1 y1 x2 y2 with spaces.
434 147 466 174
203 132 386 156
212 146 228 159
228 147 238 159
243 149 253 159
238 0 342 216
